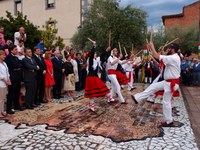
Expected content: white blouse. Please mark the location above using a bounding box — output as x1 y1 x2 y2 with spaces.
0 62 10 88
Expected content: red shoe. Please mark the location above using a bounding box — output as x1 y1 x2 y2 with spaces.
1 112 7 117
108 99 118 103
121 102 128 104
88 103 95 112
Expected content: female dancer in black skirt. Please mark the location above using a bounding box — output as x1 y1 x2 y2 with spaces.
84 40 117 112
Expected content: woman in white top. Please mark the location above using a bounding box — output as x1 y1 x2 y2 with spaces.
0 50 11 118
71 52 79 90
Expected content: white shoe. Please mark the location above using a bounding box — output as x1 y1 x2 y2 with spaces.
88 102 95 112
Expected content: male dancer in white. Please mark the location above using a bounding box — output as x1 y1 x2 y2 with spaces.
123 59 136 91
107 48 128 104
131 42 180 127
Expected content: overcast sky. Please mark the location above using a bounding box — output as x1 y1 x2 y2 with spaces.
119 0 198 27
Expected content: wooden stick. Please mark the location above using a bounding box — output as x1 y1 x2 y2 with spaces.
108 30 111 47
150 26 153 42
118 42 122 54
146 38 149 44
164 41 169 46
135 49 143 56
123 47 128 55
88 38 94 43
163 38 179 48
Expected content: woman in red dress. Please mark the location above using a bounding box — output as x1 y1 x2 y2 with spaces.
44 51 55 102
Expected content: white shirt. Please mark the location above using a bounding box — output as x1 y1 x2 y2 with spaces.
123 61 133 72
14 32 26 46
159 53 180 80
107 55 122 70
16 45 25 60
0 62 10 88
71 59 79 82
86 58 99 73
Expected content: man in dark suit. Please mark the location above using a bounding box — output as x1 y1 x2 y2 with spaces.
32 46 47 104
52 50 64 99
22 48 39 109
5 44 23 114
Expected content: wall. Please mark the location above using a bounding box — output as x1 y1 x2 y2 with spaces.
163 1 199 29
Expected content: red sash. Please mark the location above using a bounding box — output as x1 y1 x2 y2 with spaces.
108 69 116 75
166 78 180 93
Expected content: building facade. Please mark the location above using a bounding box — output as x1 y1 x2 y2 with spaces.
0 0 91 45
162 1 199 29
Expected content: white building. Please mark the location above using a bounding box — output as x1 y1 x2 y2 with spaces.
0 0 91 45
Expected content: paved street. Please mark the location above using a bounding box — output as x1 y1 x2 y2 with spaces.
0 84 199 150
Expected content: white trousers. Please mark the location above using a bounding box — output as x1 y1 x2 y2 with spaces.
126 71 134 90
134 80 179 123
108 74 125 103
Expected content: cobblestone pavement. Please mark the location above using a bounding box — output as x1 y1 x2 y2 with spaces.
0 84 199 150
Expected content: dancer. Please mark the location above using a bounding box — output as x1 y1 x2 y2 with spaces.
84 40 117 112
107 48 129 104
123 55 136 91
144 58 153 84
131 42 180 127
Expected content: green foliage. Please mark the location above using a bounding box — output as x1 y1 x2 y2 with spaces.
41 18 65 50
0 11 41 49
71 0 147 54
165 25 199 53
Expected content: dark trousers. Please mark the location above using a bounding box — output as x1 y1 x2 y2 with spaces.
53 73 62 97
7 82 21 111
81 69 87 89
35 75 45 104
24 81 37 107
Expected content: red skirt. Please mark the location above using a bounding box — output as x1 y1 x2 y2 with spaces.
84 76 110 98
116 71 129 85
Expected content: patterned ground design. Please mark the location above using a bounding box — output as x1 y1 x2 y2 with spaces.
3 83 183 142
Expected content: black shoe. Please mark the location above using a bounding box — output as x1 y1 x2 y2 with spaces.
40 100 48 103
35 102 41 106
146 100 154 104
31 104 37 107
7 110 15 114
161 122 174 127
15 107 25 111
59 95 64 98
26 106 34 110
53 96 60 99
130 87 136 91
131 95 138 104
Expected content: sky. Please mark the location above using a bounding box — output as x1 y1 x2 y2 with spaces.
119 0 198 27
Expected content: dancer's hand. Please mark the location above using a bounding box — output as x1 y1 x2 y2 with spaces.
119 54 123 59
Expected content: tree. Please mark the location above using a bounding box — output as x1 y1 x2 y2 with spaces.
165 25 198 54
147 25 166 50
41 18 65 50
0 11 41 49
71 0 147 54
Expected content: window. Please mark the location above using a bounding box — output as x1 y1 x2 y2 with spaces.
46 0 55 9
14 0 22 15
